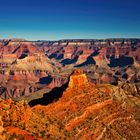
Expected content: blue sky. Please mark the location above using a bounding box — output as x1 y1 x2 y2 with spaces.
0 0 140 40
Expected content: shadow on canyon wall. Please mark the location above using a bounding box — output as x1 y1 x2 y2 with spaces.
109 56 134 67
28 81 69 107
38 75 53 85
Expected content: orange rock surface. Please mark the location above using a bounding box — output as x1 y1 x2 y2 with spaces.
68 70 88 88
0 71 140 139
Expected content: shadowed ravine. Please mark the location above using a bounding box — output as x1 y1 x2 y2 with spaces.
28 81 69 107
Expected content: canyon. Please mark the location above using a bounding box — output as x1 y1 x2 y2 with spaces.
0 38 140 139
0 38 140 101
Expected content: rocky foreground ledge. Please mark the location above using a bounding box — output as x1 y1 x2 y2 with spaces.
0 70 140 139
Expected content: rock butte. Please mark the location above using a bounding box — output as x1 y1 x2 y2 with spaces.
68 70 89 88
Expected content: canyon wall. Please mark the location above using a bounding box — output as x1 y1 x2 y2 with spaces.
0 39 140 99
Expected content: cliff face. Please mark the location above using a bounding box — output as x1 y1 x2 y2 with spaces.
0 39 140 100
0 39 139 66
0 71 140 139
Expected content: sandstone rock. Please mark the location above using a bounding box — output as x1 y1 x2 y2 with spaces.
0 70 140 139
68 70 88 88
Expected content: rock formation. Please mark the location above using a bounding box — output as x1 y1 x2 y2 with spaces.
0 71 140 139
68 70 88 88
0 38 140 100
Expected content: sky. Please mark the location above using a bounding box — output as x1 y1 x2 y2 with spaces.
0 0 140 40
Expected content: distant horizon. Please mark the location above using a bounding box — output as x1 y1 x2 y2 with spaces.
1 33 140 41
0 37 140 42
0 36 140 41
